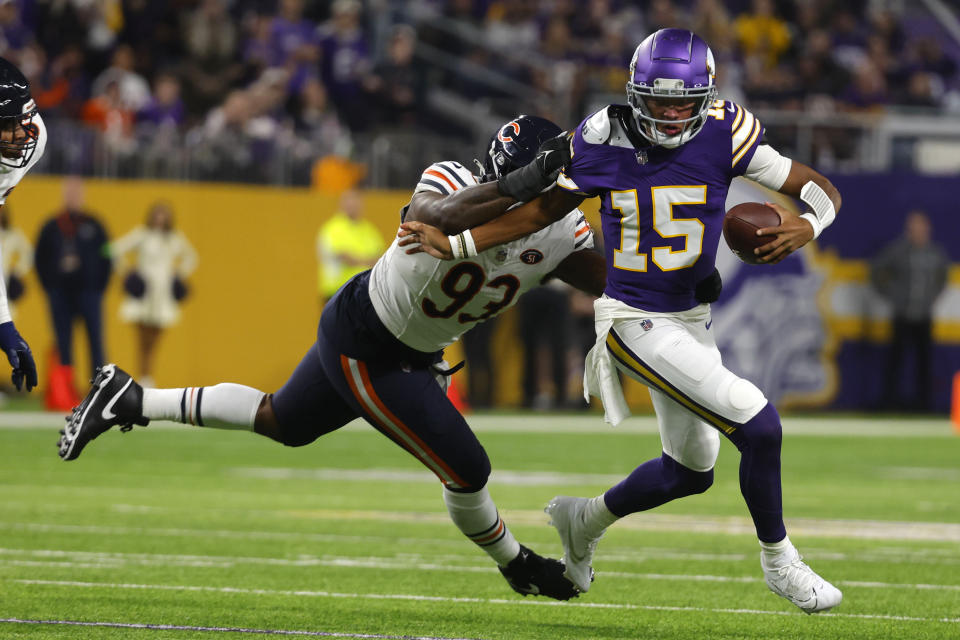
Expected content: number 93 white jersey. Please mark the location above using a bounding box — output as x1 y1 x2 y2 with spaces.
369 160 594 354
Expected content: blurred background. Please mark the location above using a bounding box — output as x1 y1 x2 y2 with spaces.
1 0 958 417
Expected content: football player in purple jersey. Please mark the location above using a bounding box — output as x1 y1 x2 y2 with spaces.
399 29 843 613
57 115 602 602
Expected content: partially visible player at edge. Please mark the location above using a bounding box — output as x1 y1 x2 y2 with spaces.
399 28 843 614
58 115 603 600
0 57 45 393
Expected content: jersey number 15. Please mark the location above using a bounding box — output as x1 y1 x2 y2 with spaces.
611 185 706 272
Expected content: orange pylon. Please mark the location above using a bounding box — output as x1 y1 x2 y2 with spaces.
447 374 470 414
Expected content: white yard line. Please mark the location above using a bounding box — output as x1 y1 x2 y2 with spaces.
3 548 960 593
0 412 953 437
0 618 484 640
12 579 960 625
3 507 960 542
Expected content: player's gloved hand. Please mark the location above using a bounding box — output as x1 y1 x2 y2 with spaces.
497 132 572 203
0 321 37 391
694 268 723 304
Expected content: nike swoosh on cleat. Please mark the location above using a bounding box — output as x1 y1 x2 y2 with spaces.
102 379 133 421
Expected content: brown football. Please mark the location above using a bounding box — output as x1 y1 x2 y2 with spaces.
723 202 782 265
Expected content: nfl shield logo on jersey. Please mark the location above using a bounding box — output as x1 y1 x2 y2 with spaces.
520 249 544 265
495 248 508 263
640 318 654 331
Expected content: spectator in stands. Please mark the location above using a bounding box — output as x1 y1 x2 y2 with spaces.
181 0 242 116
35 177 112 410
485 1 539 53
364 24 422 127
192 89 257 181
0 0 31 63
91 44 151 112
318 0 371 130
646 0 688 32
733 0 792 70
692 0 734 58
82 79 137 156
112 201 197 388
270 0 320 95
137 72 185 129
29 44 90 120
871 210 949 412
0 207 32 318
840 60 889 112
316 188 383 305
291 77 351 159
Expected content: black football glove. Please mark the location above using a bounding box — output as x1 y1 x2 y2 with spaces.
497 132 572 202
0 321 37 391
694 268 723 304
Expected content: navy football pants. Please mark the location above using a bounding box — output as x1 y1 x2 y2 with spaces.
271 331 491 491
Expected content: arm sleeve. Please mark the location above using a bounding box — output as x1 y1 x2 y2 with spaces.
743 144 792 191
413 161 478 196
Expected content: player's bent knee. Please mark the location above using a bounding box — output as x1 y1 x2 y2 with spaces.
673 459 714 496
739 403 782 450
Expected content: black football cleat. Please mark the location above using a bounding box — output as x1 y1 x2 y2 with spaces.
498 545 580 601
58 364 149 461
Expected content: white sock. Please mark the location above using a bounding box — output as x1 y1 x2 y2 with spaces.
443 486 521 566
760 535 795 565
141 384 265 431
583 495 619 538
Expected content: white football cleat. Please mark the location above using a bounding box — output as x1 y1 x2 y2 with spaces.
545 495 600 593
761 547 842 614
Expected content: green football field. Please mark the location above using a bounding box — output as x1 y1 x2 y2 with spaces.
1 412 958 640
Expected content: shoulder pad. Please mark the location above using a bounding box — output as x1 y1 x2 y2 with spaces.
581 107 612 145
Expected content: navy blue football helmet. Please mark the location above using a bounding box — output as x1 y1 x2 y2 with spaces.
480 115 563 182
0 57 39 169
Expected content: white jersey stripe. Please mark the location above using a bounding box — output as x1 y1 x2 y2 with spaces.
343 357 460 488
435 163 469 188
731 109 755 155
732 120 761 168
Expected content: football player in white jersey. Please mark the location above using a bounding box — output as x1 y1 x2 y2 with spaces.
0 57 46 393
58 115 604 600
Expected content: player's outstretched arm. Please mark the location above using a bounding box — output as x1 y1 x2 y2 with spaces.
404 183 514 236
755 161 841 264
550 249 606 298
404 132 573 236
399 187 584 258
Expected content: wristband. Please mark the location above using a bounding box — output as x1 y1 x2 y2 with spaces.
799 181 835 239
447 229 478 259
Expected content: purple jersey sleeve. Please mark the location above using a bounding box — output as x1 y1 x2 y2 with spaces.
556 111 622 197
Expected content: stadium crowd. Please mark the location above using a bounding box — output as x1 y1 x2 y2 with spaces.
1 0 957 184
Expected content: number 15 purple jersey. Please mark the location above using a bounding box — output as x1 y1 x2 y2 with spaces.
557 101 764 312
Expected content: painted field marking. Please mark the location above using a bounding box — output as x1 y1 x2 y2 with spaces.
0 618 483 640
13 579 960 625
3 508 960 543
0 412 954 437
3 548 960 593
